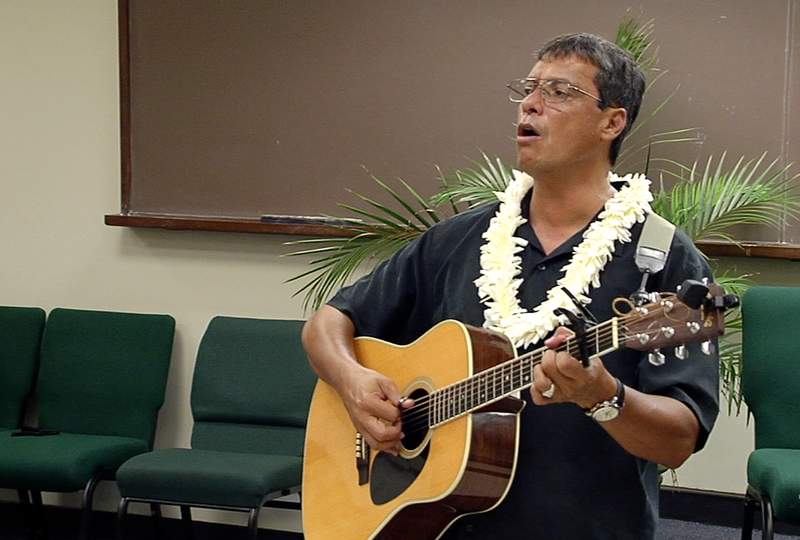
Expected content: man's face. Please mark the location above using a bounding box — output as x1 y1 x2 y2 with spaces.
515 56 612 177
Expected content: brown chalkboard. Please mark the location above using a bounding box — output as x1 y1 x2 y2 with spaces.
107 0 800 244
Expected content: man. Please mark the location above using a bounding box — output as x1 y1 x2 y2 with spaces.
302 33 719 540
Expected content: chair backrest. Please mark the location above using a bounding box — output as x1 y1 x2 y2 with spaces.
36 308 176 443
742 286 800 450
0 306 46 430
190 317 317 457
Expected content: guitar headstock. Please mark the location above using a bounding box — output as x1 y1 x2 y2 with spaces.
617 281 738 357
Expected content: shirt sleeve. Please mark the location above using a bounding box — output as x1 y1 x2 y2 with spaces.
327 228 437 344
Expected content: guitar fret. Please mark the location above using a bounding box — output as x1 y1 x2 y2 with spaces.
429 319 626 427
469 376 477 411
443 386 450 423
434 388 442 426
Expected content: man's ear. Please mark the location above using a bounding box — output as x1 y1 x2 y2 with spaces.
600 107 628 141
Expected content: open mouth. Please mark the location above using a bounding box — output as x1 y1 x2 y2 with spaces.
517 123 539 137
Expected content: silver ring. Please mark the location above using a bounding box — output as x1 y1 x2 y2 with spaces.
542 383 555 399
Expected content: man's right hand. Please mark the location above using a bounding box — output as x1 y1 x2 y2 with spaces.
340 366 408 454
302 305 412 455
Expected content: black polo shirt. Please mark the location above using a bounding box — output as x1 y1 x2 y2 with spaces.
328 189 719 540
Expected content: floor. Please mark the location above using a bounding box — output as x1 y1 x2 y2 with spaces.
1 503 798 539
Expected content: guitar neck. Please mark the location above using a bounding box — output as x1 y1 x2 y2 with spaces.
420 317 621 428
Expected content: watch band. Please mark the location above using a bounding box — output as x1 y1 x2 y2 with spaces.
584 377 625 422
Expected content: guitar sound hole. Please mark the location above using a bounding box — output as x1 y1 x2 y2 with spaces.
400 387 430 452
370 387 431 505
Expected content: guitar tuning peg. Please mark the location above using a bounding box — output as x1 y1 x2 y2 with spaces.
648 349 666 366
701 340 715 356
677 279 709 309
675 344 688 360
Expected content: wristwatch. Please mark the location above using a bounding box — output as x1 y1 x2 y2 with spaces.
584 377 625 423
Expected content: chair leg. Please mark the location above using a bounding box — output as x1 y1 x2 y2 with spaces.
79 475 102 540
760 494 774 540
742 491 756 540
149 503 168 540
29 490 45 538
247 507 261 540
115 498 130 540
180 505 194 540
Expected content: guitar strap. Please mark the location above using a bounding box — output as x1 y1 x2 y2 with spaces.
630 211 675 307
635 211 675 275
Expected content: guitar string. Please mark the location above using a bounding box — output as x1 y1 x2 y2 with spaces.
399 322 622 436
398 302 682 436
398 318 646 435
400 299 689 432
400 316 623 421
401 298 702 435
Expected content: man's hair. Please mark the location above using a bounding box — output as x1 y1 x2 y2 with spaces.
537 33 646 166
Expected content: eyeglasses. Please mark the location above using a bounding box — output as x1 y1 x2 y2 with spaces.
507 78 602 104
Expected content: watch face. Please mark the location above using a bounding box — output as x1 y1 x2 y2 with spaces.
592 406 620 422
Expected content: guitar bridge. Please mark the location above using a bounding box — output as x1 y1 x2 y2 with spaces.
356 432 370 485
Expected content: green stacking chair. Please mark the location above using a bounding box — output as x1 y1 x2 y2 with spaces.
0 306 45 432
115 317 317 540
0 307 176 540
741 287 800 540
0 306 46 514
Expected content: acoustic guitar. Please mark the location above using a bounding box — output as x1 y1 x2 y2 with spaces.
303 281 735 540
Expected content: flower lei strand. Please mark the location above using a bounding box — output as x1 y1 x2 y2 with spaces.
474 169 653 349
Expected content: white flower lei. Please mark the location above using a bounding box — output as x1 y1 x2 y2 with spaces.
474 169 653 349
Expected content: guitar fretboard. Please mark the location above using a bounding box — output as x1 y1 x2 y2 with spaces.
401 317 621 436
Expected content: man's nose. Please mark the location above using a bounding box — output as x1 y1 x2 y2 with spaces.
520 88 544 115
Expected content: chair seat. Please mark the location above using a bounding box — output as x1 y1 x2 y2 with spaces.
0 432 148 492
116 448 303 508
748 448 800 523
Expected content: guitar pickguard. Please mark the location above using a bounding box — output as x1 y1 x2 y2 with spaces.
370 445 430 505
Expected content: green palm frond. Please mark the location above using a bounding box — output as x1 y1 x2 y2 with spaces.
652 153 800 243
284 176 449 312
285 230 416 313
431 151 514 209
614 16 701 175
341 175 444 232
616 127 698 175
615 15 658 71
650 152 800 414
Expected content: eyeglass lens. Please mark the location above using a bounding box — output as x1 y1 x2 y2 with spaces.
508 79 572 103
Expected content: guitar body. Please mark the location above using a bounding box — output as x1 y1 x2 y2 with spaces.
303 320 525 540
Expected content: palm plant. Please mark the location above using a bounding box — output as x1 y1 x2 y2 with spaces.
284 156 511 313
612 16 699 175
284 16 800 413
651 153 800 413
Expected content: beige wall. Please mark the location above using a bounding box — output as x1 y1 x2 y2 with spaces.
0 1 310 530
2 0 800 531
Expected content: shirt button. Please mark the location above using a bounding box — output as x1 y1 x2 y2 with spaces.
537 264 546 271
